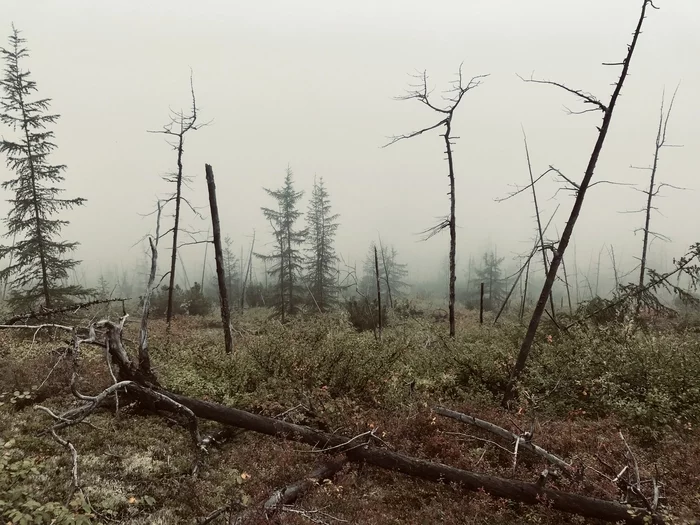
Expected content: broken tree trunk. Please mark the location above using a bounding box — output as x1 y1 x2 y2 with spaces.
159 390 670 524
231 459 347 524
205 164 234 354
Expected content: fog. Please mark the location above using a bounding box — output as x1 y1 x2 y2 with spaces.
2 0 699 299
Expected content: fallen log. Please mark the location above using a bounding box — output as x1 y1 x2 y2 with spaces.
2 297 130 325
230 458 347 524
162 390 679 525
434 406 574 474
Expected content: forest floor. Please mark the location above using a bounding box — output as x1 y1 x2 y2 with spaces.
2 305 700 524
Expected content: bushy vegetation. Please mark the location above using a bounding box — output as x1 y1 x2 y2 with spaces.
2 305 700 523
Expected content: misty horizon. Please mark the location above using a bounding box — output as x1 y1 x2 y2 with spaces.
2 0 698 303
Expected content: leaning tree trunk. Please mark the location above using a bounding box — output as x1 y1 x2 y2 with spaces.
205 164 233 354
502 0 653 407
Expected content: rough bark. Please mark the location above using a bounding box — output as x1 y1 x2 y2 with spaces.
445 118 457 338
205 164 233 354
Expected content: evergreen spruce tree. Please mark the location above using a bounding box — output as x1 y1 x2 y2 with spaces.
305 177 339 311
0 26 89 310
258 167 306 320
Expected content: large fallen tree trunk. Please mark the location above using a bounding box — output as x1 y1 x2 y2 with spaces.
160 389 675 525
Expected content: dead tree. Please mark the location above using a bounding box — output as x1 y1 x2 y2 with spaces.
138 201 163 376
385 66 487 337
523 130 558 323
240 232 255 309
502 0 657 407
148 74 202 325
374 244 382 340
378 235 393 308
205 164 233 354
629 85 682 315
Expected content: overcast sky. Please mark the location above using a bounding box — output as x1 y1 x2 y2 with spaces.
2 0 699 291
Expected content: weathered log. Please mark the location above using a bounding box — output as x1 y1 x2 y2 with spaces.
434 406 574 474
162 390 679 524
230 459 347 524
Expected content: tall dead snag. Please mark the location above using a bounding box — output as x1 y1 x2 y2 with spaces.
205 164 233 354
148 73 201 326
502 0 657 407
374 244 382 340
385 66 487 337
138 201 163 377
240 231 255 309
378 235 394 308
523 131 557 323
631 85 681 316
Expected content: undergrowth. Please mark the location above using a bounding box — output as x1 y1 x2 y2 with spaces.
1 306 699 523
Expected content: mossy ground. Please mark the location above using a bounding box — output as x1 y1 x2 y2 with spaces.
1 305 699 523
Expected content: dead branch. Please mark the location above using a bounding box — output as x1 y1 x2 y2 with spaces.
517 73 607 113
434 407 574 474
230 459 347 524
2 297 130 325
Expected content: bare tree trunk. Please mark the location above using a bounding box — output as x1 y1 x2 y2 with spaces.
502 0 653 407
561 254 573 315
385 69 486 339
149 77 199 326
480 282 484 325
240 232 255 310
138 201 163 377
445 119 457 338
520 258 531 322
374 245 382 340
608 245 620 290
595 246 603 297
635 86 679 316
378 235 393 308
166 133 185 324
573 242 581 305
205 164 233 354
200 227 210 291
523 130 557 323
